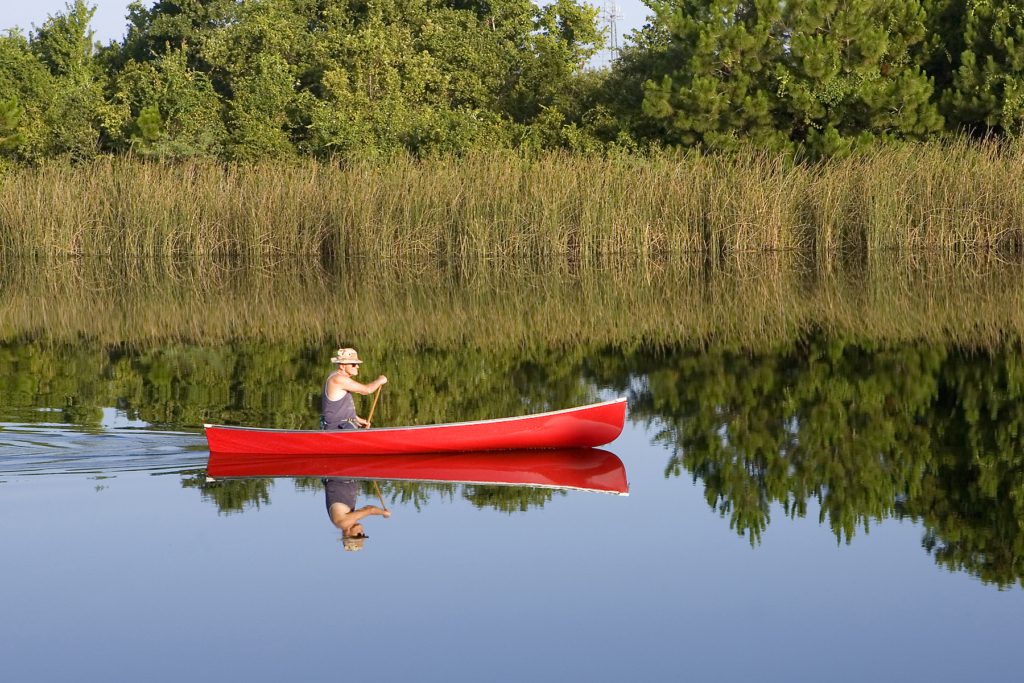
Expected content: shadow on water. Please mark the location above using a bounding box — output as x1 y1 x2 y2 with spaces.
1 253 1023 586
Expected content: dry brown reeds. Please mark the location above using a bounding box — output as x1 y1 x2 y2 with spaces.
1 140 1021 259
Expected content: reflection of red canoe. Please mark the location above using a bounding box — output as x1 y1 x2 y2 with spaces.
204 398 626 455
207 448 628 495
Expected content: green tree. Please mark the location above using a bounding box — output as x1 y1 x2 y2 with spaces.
0 96 25 152
5 1 108 160
944 0 1024 135
33 1 106 159
0 32 62 160
119 0 239 71
776 0 943 156
637 0 944 156
113 48 227 157
133 103 163 146
30 0 97 76
918 0 968 96
640 0 787 151
583 22 673 148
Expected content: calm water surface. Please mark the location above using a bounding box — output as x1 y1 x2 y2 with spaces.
2 258 1023 681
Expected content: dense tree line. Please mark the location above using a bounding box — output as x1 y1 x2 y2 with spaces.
0 0 602 162
0 0 1021 162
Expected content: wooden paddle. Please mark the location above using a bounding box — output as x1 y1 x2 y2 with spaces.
366 384 383 427
372 480 388 512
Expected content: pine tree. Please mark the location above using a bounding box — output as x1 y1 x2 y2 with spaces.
640 0 788 151
0 96 25 152
945 0 1024 135
776 0 943 157
130 103 163 154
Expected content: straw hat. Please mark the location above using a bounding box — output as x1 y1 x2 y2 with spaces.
342 536 367 552
331 347 362 365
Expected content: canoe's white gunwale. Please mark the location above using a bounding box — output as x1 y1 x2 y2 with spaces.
204 396 626 433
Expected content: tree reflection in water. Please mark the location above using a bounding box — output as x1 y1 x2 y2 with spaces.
609 336 1024 588
184 476 562 518
2 329 1019 585
181 471 272 514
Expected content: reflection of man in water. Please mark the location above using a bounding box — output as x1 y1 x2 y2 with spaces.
324 478 390 551
321 347 388 430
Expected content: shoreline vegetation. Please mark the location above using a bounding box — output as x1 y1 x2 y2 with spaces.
1 142 1023 259
2 1 1020 164
3 251 1024 349
3 2 1022 260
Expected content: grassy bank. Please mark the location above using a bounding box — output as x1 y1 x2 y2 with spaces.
1 141 1022 258
3 253 1023 349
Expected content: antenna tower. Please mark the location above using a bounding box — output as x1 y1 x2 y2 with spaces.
601 0 623 64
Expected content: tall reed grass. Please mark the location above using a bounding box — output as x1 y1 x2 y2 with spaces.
1 140 1021 258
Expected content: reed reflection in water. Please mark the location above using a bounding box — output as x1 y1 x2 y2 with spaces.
4 251 1024 349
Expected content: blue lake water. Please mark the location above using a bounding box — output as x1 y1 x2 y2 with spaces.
3 255 1024 681
2 411 1022 682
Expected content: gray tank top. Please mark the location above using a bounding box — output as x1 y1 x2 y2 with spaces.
322 373 357 428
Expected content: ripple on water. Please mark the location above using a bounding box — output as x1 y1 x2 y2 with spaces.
0 422 208 476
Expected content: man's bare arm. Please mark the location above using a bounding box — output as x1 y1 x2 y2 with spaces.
330 373 388 396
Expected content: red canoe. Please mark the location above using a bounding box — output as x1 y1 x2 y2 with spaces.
207 448 628 495
204 397 626 455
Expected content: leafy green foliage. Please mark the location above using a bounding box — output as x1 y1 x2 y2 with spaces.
1 1 1022 160
776 0 943 155
134 103 163 145
105 0 604 158
0 2 106 161
30 0 98 77
114 48 227 157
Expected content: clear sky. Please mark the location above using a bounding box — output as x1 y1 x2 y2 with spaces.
1 0 653 47
1 1 134 43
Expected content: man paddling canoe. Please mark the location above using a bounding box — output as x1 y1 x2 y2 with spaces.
321 347 391 549
321 347 388 430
